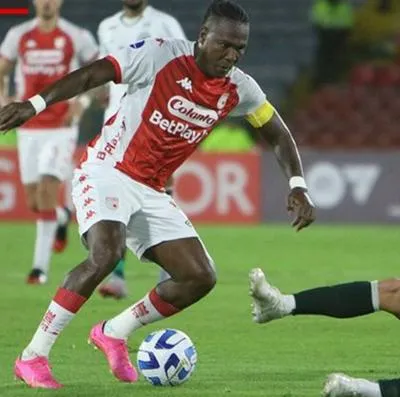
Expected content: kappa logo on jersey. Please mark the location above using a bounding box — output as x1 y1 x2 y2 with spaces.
177 77 193 93
167 96 219 128
130 40 145 49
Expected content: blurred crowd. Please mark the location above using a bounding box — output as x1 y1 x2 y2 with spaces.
289 0 400 148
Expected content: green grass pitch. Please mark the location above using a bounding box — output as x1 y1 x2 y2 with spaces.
0 223 398 396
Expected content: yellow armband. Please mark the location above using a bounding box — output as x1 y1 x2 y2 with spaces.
245 101 275 128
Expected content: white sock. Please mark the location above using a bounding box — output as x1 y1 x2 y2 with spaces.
22 301 75 359
104 289 179 340
354 379 382 397
33 219 57 273
283 294 296 315
56 206 69 226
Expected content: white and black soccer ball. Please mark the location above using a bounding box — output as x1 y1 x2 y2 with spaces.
137 328 197 386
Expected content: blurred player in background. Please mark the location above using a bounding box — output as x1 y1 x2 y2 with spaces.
96 0 186 299
249 269 400 396
0 0 98 284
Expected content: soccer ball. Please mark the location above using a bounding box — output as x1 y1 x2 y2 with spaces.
137 328 197 386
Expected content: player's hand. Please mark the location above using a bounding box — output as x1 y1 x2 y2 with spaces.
0 102 35 133
0 95 15 107
287 188 316 232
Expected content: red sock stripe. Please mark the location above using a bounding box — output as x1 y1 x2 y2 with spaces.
38 209 57 221
149 288 180 317
53 288 87 313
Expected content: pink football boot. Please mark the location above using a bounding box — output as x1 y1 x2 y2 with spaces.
88 322 138 383
14 356 62 389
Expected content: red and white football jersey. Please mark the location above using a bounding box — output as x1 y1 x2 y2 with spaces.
0 18 98 129
97 6 186 121
81 38 271 191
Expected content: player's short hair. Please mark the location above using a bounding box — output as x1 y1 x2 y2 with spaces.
202 0 249 26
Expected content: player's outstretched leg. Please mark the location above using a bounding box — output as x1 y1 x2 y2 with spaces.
90 237 216 382
249 268 400 324
15 221 126 389
378 378 400 397
98 254 128 299
322 373 399 397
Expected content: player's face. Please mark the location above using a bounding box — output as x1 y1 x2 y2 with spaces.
34 0 62 20
197 18 249 78
123 0 146 10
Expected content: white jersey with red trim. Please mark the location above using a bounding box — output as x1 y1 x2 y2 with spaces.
97 6 186 120
0 18 98 129
80 38 267 191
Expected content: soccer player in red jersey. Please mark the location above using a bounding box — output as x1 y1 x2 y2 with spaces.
0 0 314 388
96 0 187 299
0 0 98 284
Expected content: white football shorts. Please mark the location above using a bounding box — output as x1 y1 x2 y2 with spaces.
17 127 78 185
72 163 214 264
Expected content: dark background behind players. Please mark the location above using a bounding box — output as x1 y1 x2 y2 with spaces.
2 0 400 152
2 0 400 153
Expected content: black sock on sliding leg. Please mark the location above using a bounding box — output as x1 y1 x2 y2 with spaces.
293 282 377 318
379 379 400 397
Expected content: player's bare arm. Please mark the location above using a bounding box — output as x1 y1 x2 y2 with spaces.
0 57 14 106
0 58 115 131
257 112 316 231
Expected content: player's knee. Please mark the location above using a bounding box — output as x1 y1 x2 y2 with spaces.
36 178 59 210
24 186 38 212
190 264 217 298
26 197 38 212
90 241 125 278
36 187 51 209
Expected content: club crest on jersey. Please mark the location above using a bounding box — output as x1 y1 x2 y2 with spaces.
54 37 66 49
26 39 36 48
130 40 145 50
167 96 219 128
105 197 119 210
217 93 229 110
